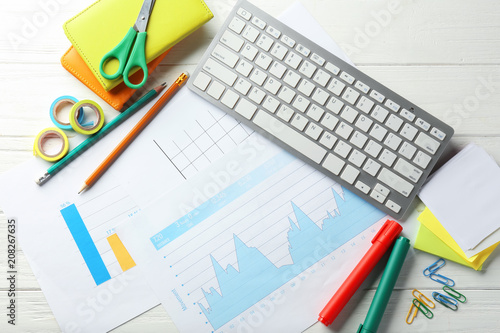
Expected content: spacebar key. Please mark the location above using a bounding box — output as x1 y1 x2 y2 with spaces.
253 110 327 163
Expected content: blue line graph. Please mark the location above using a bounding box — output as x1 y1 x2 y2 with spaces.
199 188 385 330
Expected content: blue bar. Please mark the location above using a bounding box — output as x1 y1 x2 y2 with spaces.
61 204 111 285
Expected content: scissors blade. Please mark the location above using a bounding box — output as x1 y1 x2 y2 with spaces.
133 0 156 33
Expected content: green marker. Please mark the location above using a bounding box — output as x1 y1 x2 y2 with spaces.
357 236 410 333
35 82 166 185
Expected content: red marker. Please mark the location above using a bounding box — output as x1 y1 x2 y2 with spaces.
318 219 403 326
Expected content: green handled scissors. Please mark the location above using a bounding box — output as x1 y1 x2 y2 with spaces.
99 0 156 89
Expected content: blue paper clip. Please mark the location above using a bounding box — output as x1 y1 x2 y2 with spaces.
432 291 458 311
443 285 467 303
429 272 455 287
423 258 445 276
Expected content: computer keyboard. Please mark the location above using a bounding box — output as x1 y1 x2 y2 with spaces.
187 0 454 219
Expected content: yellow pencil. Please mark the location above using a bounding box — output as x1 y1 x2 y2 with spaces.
79 73 189 194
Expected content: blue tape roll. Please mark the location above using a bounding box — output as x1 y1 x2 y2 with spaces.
50 96 85 130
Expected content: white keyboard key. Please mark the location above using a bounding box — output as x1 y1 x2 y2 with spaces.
292 95 310 112
327 78 345 96
369 124 387 142
305 123 323 140
249 87 266 104
326 97 344 114
235 59 253 77
242 25 259 43
299 60 317 78
285 51 302 69
374 183 390 197
256 34 273 51
296 44 310 57
400 123 418 141
255 52 273 69
370 190 386 204
262 96 280 113
385 200 401 214
363 158 381 176
342 87 360 105
319 132 337 149
291 113 309 131
203 58 238 86
354 80 370 94
340 71 355 84
283 70 301 87
400 108 416 122
385 114 404 132
355 115 373 132
212 44 239 68
335 122 353 140
415 132 440 155
325 62 340 75
414 151 432 169
264 77 282 95
384 133 402 151
237 7 251 20
270 43 287 60
313 69 331 87
312 88 329 106
320 113 339 130
322 153 345 175
269 61 287 78
193 72 211 91
430 127 446 141
350 131 368 149
384 99 400 112
278 86 296 103
235 78 252 95
241 43 258 61
341 165 360 184
281 34 295 47
235 99 257 119
379 149 397 167
416 118 431 131
369 89 385 103
307 104 324 122
251 16 266 29
229 16 245 34
340 106 358 124
378 168 414 197
394 158 423 183
207 81 225 99
266 25 281 38
356 96 375 114
221 90 239 108
250 69 267 86
348 150 366 167
297 79 315 97
365 140 382 158
371 105 389 123
221 30 244 52
311 53 325 66
277 105 294 122
253 110 327 163
355 181 371 194
399 142 417 160
334 140 352 158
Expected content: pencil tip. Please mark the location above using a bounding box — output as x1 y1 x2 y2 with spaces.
78 185 88 195
155 82 168 93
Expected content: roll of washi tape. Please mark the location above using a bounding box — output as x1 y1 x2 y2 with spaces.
50 96 85 130
69 100 105 135
33 127 70 162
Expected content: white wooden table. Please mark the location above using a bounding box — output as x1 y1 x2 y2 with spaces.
1 0 500 332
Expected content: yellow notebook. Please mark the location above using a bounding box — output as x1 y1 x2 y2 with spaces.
63 0 213 91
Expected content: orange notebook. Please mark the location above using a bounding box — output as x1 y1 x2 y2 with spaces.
61 46 169 111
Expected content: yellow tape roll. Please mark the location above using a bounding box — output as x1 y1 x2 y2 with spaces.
33 127 69 162
69 100 105 135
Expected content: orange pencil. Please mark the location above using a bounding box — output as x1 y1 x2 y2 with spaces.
78 72 189 194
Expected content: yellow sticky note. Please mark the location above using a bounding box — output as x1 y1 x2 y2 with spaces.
107 234 136 272
416 207 498 270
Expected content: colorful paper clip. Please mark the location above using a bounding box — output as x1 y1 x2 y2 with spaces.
432 291 458 311
412 289 435 309
406 301 419 324
429 272 455 287
412 298 434 319
423 258 445 276
443 285 467 303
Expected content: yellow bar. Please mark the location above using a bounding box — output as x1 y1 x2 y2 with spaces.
107 234 136 272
